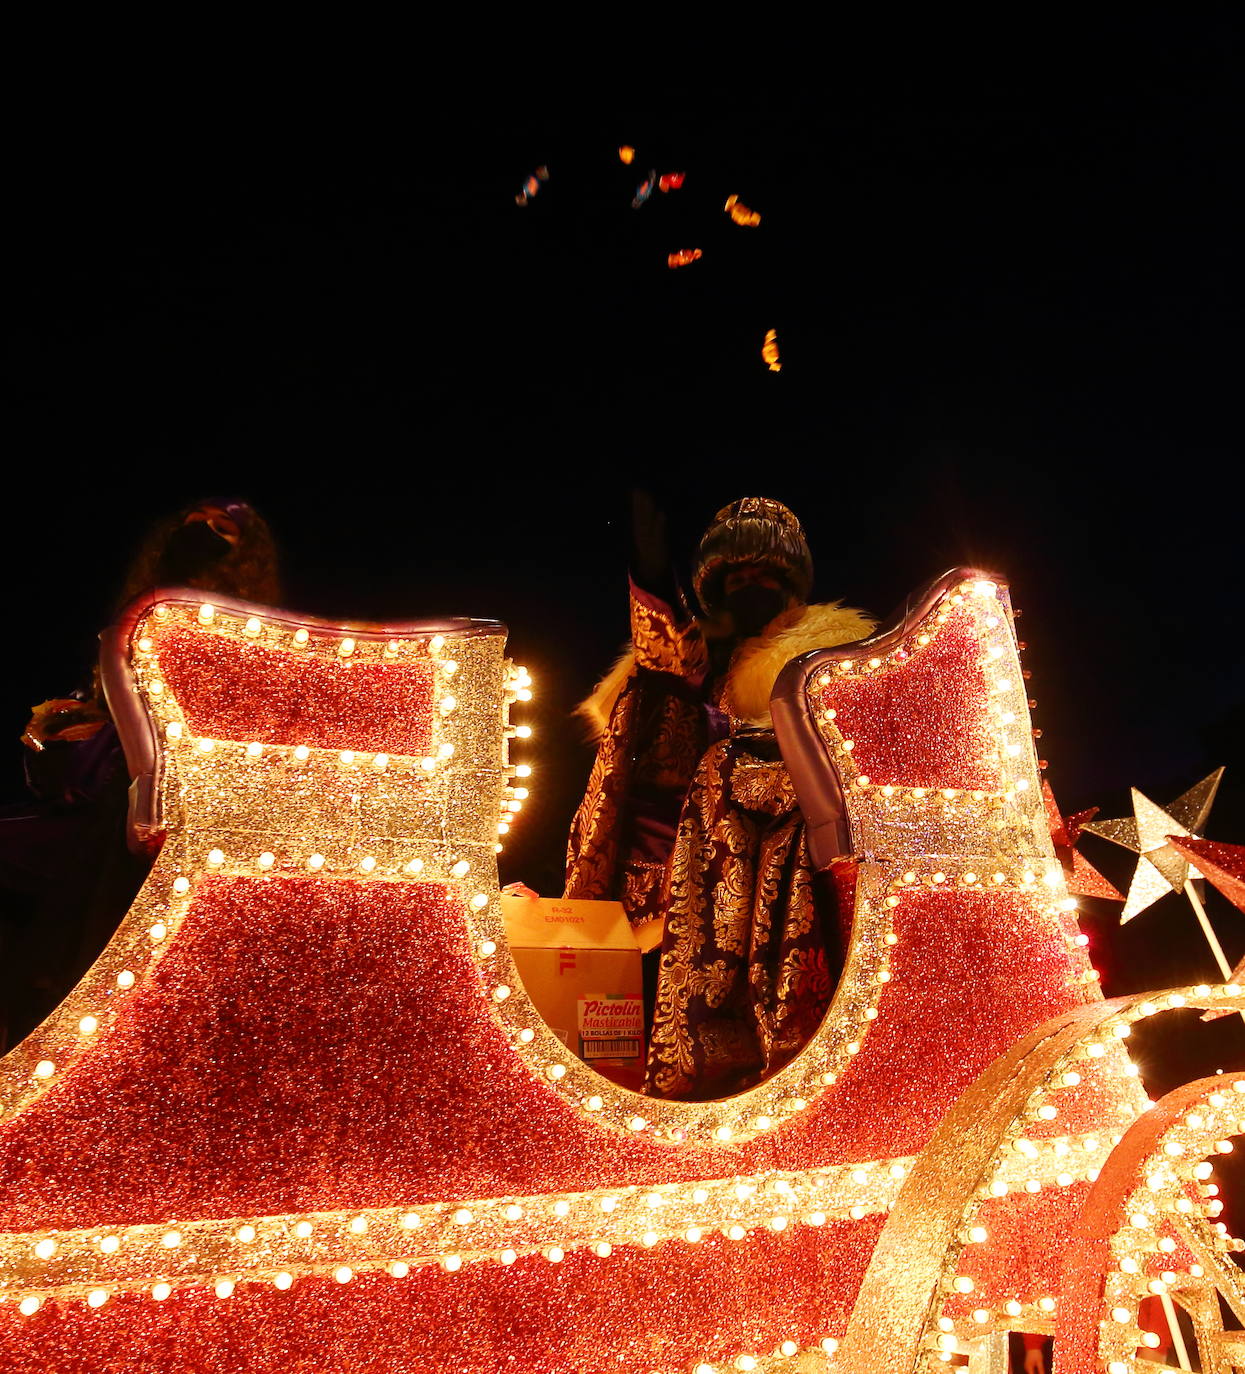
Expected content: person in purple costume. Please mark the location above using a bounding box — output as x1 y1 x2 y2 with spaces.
0 499 281 1050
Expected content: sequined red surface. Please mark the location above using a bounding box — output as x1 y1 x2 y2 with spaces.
154 626 435 755
0 1224 882 1373
820 608 1001 790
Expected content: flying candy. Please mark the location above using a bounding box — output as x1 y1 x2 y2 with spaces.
658 172 685 192
618 145 635 164
631 170 657 209
667 248 703 269
515 166 550 206
724 194 761 227
762 329 781 371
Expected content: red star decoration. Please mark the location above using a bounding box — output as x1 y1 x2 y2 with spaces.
1167 836 1245 915
1042 780 1124 901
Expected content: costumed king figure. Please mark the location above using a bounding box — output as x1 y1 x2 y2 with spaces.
565 495 873 1099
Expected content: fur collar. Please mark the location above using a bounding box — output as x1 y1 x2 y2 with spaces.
575 600 875 740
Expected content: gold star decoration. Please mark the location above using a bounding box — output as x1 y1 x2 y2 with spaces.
1081 769 1224 924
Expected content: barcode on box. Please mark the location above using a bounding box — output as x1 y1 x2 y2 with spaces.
582 1039 640 1059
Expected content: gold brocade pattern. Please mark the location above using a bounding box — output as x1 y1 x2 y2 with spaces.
645 737 838 1100
630 591 708 679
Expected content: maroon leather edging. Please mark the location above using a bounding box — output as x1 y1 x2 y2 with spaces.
770 567 1003 871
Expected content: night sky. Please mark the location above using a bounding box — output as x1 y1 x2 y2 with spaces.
7 51 1244 1092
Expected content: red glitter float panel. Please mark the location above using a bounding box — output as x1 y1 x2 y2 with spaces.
0 1224 882 1374
151 622 436 756
819 607 1002 791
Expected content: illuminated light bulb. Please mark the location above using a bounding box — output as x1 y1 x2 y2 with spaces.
513 787 528 799
685 1227 703 1243
34 1238 56 1259
1158 1237 1177 1253
197 737 213 753
152 1282 172 1300
358 857 376 873
333 1266 353 1285
515 764 532 778
999 711 1016 725
386 640 400 655
552 1200 571 1217
727 1224 746 1241
714 1125 733 1141
1191 1263 1205 1277
781 1341 798 1357
1164 1141 1184 1156
822 1338 840 1354
338 639 355 658
770 1216 789 1231
971 1309 990 1324
856 776 871 789
294 1221 313 1238
172 876 191 896
373 753 389 770
1086 1042 1105 1058
878 970 892 983
214 1279 236 1299
942 789 957 800
349 1216 368 1235
149 922 167 942
963 872 978 885
584 1095 604 1112
1038 1105 1057 1120
477 939 497 957
166 721 183 740
1194 1162 1214 1180
885 895 901 908
823 707 837 721
1015 779 1030 792
841 739 855 752
1025 1180 1041 1193
545 1247 565 1262
98 1234 120 1253
452 1208 473 1225
1130 1212 1151 1229
33 1060 54 1079
516 725 533 739
87 1289 110 1308
865 1007 879 1020
1111 1307 1131 1323
492 985 510 1002
162 1230 183 1248
517 1028 534 1043
1109 1363 1129 1374
1054 1140 1069 1156
440 696 457 716
307 853 325 871
885 933 898 945
442 1255 462 1273
847 1041 861 1054
840 661 854 672
339 750 356 765
443 660 459 677
807 1212 827 1226
1061 1071 1081 1087
1217 1139 1235 1153
237 1225 256 1242
695 1366 716 1374
952 1276 974 1294
735 1358 757 1371
198 603 215 623
451 860 471 878
917 633 931 646
207 849 225 866
1006 743 1023 757
1074 933 1089 946
989 1180 1008 1197
1186 1112 1204 1128
116 969 135 989
969 1226 988 1243
500 1203 524 1223
499 1249 518 1265
1056 1173 1073 1187
594 1242 612 1258
294 745 310 761
429 635 445 655
258 852 275 869
931 872 946 884
292 628 309 646
406 858 425 875
244 616 262 636
600 1197 618 1213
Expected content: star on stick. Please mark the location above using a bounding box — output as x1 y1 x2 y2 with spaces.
1081 769 1224 924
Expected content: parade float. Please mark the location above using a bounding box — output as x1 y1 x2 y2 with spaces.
1 568 1242 1373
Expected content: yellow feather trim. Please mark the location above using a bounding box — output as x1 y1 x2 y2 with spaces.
725 601 876 726
574 647 636 741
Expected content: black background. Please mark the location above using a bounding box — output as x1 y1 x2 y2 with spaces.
6 39 1244 1114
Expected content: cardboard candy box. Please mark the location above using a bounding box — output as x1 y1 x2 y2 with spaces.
500 895 645 1091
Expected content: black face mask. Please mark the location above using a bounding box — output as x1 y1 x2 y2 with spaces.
725 583 788 639
157 521 234 583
